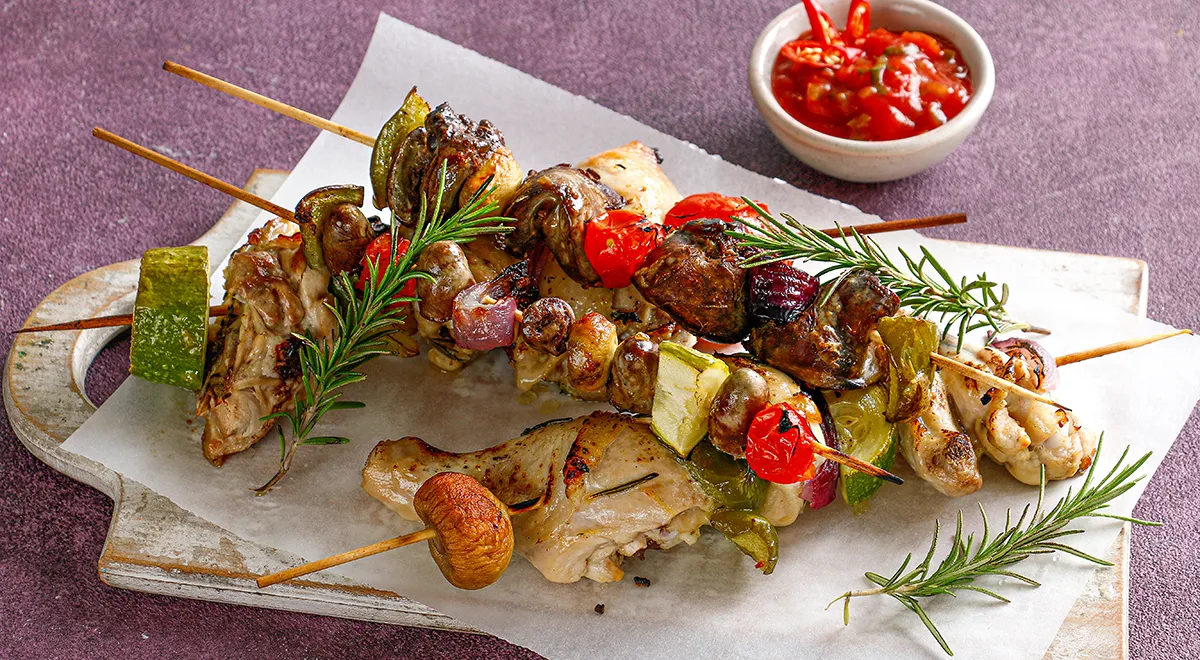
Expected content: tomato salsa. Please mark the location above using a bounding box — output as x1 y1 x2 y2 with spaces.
771 0 972 141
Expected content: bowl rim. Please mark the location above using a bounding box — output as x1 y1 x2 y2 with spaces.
748 0 995 155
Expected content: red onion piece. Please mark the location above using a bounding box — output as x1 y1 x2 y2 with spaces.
801 455 839 509
452 282 518 351
748 262 820 324
801 391 839 509
989 337 1059 391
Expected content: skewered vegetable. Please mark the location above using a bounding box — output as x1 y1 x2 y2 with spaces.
878 315 938 422
129 246 210 390
370 86 431 211
747 261 819 324
505 166 623 285
412 472 514 590
708 509 779 575
683 441 769 512
650 342 731 456
707 367 771 459
295 184 377 275
745 402 819 484
825 384 898 510
583 209 667 288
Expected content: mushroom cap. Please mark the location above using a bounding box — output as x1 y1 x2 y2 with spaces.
413 472 514 590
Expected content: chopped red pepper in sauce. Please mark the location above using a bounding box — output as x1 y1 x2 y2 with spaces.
773 0 972 141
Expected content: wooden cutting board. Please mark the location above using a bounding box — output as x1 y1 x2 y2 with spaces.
4 170 1141 658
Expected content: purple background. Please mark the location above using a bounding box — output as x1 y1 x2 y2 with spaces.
2 0 1197 657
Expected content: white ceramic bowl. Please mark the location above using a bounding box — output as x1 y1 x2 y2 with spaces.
748 0 994 183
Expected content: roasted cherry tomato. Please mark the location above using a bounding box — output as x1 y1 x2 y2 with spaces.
745 402 817 484
583 209 666 288
663 193 770 230
357 233 417 302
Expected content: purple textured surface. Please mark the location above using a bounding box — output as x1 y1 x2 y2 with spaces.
1 0 1196 658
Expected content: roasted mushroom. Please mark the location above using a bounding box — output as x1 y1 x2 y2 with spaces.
503 166 623 285
413 472 515 590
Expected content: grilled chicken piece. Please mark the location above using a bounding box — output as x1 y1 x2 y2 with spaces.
939 344 1097 485
363 413 714 583
897 371 982 497
747 270 899 390
577 141 682 224
197 220 336 465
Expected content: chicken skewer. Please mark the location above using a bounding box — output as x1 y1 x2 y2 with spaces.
265 403 898 589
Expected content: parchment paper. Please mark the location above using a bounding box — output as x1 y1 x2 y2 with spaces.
62 14 1200 659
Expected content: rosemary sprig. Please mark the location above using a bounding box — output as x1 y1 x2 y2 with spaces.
728 203 1033 350
829 436 1159 656
255 164 512 494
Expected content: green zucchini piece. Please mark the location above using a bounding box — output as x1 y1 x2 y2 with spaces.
826 385 899 511
129 246 210 390
650 342 730 457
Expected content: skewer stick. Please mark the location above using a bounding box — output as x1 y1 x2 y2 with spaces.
166 64 963 239
257 527 436 588
821 212 966 238
1055 329 1192 367
163 61 375 147
16 305 228 334
813 443 904 485
93 128 295 221
930 352 1067 409
258 480 552 589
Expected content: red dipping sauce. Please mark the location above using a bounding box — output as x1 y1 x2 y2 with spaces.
771 0 973 141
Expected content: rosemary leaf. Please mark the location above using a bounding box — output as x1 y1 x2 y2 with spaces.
254 163 513 494
835 435 1157 655
729 206 1032 349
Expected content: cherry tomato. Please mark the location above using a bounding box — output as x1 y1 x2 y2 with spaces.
664 193 770 230
745 403 818 484
583 209 666 289
357 233 417 303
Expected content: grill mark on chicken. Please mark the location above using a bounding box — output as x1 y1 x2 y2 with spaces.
940 344 1097 485
363 412 723 583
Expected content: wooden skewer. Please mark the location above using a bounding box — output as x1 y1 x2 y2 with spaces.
163 61 375 147
930 352 1067 409
813 443 904 485
16 305 228 334
167 63 964 238
257 527 436 588
258 475 552 589
1055 329 1192 367
821 212 966 238
93 128 296 221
